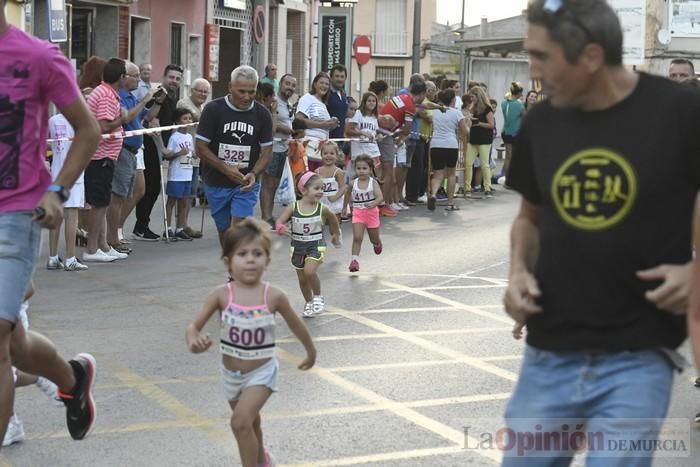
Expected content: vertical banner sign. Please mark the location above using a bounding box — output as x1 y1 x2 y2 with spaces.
204 24 221 82
318 8 351 74
48 0 68 43
608 0 645 65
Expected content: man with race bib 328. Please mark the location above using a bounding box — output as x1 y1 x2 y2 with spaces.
196 66 273 246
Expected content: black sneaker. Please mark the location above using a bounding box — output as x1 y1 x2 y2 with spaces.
162 230 178 242
427 196 436 211
58 353 96 440
266 218 276 230
132 228 160 241
485 190 493 197
175 229 193 241
694 376 700 388
696 411 700 424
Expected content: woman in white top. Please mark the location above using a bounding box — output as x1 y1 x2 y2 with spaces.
295 72 339 169
428 89 469 212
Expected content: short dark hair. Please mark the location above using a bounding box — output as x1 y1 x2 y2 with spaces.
410 81 427 96
436 89 455 106
527 0 623 66
102 58 126 84
279 73 295 86
671 59 695 74
330 64 347 77
163 64 184 76
256 82 274 101
173 107 192 123
221 218 271 259
369 80 389 95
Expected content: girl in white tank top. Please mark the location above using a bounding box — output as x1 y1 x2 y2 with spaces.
314 141 346 217
186 218 317 467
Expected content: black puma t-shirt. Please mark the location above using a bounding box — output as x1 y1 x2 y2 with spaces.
196 96 273 188
509 72 700 352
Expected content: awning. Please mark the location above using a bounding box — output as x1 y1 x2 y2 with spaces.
455 36 526 55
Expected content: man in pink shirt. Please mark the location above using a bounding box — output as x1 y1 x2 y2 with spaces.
83 58 129 263
0 0 101 444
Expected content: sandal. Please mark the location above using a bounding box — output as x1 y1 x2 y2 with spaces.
445 204 461 211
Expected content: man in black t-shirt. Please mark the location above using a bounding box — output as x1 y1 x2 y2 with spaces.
196 65 273 245
133 64 183 240
502 1 699 464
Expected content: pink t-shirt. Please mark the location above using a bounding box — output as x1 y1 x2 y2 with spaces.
0 26 81 213
87 83 122 161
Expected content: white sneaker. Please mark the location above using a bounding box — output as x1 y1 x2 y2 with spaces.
64 257 89 271
397 202 409 210
302 302 314 318
82 250 117 263
103 247 128 260
312 295 325 315
46 256 64 270
2 416 25 446
389 203 406 211
36 376 63 407
417 194 428 203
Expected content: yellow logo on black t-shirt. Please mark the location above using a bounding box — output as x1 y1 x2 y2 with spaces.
551 148 637 231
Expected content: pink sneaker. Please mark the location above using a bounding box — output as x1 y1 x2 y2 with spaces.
373 242 383 255
349 259 360 272
259 448 275 467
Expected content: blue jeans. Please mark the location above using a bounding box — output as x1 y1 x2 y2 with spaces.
0 212 40 324
502 345 674 467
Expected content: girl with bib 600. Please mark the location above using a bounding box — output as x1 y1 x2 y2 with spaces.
186 219 316 467
343 155 384 273
275 172 341 317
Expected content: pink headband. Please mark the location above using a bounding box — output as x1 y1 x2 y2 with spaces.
297 171 316 191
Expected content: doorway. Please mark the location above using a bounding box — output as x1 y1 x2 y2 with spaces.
211 27 241 99
71 8 94 71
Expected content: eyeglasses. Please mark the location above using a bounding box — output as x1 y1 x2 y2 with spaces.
542 0 594 43
193 88 209 95
126 73 140 78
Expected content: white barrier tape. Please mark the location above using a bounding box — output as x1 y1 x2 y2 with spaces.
46 122 198 143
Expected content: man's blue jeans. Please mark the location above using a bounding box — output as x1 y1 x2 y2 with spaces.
502 345 675 467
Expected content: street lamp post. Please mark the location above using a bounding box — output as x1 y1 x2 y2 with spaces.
459 0 466 84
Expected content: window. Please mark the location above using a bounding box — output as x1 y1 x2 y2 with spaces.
375 66 404 96
374 0 409 55
130 17 151 65
170 23 184 66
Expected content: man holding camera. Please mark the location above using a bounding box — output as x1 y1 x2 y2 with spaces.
133 64 183 241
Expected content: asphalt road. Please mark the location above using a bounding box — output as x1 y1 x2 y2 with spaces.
2 188 698 466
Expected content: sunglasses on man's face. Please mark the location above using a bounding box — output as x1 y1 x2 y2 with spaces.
542 0 594 43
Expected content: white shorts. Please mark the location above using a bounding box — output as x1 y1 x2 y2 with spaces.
65 183 85 209
135 147 145 170
221 357 278 401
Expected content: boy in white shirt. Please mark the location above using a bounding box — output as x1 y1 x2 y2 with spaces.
161 109 194 241
47 113 89 271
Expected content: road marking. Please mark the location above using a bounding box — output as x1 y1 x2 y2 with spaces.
327 306 518 382
280 445 471 466
405 392 511 408
481 355 522 362
109 364 228 442
329 359 456 372
377 284 506 292
0 456 13 467
277 326 511 344
379 280 513 324
276 348 502 464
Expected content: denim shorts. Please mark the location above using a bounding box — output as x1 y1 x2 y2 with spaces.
166 180 192 199
265 151 288 179
221 357 279 401
502 345 674 467
204 182 261 231
112 147 137 198
0 212 40 325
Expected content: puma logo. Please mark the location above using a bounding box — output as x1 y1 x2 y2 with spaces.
231 133 244 144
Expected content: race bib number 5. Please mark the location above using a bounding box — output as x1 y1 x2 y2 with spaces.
218 143 251 166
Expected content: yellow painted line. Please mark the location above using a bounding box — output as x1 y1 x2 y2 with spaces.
405 392 511 408
109 365 228 442
280 445 471 467
379 280 513 325
0 456 13 467
276 348 502 464
377 284 506 292
278 327 512 344
328 359 457 372
481 355 522 362
335 306 464 314
328 306 518 382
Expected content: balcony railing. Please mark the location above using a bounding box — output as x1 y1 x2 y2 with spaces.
370 31 410 57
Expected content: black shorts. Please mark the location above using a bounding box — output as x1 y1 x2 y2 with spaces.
502 133 517 144
430 147 458 170
85 159 115 208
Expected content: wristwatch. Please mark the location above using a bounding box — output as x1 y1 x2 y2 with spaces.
47 184 70 203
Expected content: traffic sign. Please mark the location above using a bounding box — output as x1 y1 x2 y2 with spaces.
253 5 265 44
353 35 371 66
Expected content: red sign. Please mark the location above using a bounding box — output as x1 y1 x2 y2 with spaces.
204 24 220 81
353 35 371 66
253 5 265 44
